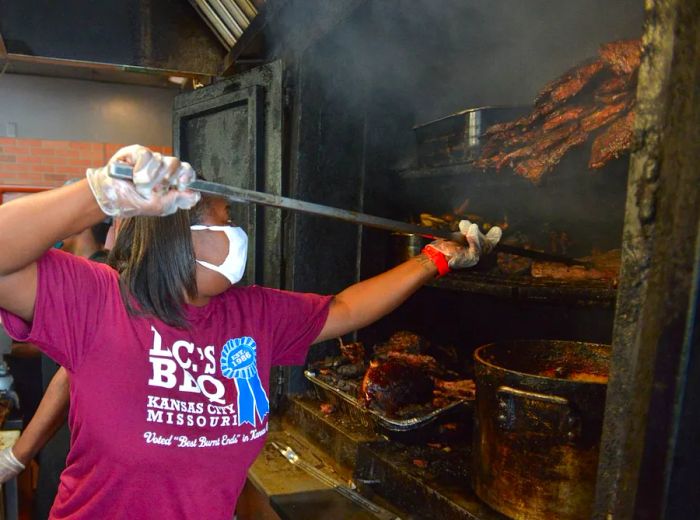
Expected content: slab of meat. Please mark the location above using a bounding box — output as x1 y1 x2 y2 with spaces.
361 360 434 416
482 119 520 137
599 39 642 75
433 379 476 400
531 249 621 281
589 110 635 168
581 99 631 132
550 60 605 104
340 341 365 364
495 145 535 170
595 74 633 96
476 38 641 182
497 252 533 275
386 351 441 374
535 60 604 106
542 106 587 131
532 123 580 153
336 362 366 378
374 330 428 356
514 129 588 182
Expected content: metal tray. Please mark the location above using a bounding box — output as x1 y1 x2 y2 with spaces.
304 369 472 432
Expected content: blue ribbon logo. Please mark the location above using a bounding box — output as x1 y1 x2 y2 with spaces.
220 337 270 426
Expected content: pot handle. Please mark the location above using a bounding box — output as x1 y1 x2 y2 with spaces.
496 386 581 442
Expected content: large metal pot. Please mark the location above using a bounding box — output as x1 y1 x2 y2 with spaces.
473 340 610 520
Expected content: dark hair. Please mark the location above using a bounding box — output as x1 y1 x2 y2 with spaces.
188 194 219 225
108 210 198 329
90 221 111 246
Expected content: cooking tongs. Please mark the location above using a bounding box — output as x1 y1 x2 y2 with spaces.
109 163 588 267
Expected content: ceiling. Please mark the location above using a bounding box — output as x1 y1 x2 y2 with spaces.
187 0 263 50
0 0 264 88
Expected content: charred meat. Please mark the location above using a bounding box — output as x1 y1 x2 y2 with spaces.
386 351 441 374
433 378 476 399
535 59 603 106
581 99 630 132
542 106 587 131
548 60 604 104
531 249 621 281
340 341 365 364
599 39 642 75
374 330 428 356
513 129 588 182
589 110 635 168
361 360 434 416
477 39 641 181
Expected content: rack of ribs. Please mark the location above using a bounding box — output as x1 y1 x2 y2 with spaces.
476 39 641 182
589 111 635 169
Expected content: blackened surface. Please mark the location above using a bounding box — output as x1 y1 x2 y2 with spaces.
173 63 286 408
474 341 609 519
0 0 223 74
285 396 506 520
594 0 700 518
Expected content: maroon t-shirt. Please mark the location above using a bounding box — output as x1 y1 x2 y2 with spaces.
0 250 332 519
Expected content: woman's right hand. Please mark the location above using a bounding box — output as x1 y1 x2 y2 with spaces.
86 145 201 217
0 447 25 484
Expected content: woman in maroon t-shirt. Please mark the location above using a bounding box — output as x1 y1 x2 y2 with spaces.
0 145 501 518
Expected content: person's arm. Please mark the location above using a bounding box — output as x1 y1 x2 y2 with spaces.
314 254 437 342
0 181 105 321
314 222 502 343
12 367 70 465
0 146 198 323
0 367 70 484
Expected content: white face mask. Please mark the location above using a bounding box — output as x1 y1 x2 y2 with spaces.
190 225 248 285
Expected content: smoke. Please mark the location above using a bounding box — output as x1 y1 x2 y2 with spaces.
264 0 643 123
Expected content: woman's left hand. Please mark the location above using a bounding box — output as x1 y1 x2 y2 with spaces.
425 220 502 270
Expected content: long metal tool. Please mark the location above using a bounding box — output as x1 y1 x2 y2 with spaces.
109 163 589 266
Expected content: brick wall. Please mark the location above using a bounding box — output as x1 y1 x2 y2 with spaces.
0 138 172 188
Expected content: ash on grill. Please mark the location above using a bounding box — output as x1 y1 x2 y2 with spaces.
310 331 475 419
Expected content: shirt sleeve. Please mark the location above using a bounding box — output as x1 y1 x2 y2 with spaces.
259 287 333 366
0 249 114 371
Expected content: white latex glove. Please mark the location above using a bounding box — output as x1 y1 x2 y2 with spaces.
425 220 502 271
86 145 200 217
0 447 25 484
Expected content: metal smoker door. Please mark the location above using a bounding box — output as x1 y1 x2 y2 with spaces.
173 61 283 288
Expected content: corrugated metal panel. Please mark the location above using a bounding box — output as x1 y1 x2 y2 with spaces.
189 0 260 50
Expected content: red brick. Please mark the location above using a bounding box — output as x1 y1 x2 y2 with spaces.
73 159 95 167
79 149 103 158
54 165 83 174
0 155 16 162
0 146 29 155
31 164 54 173
43 173 69 181
0 163 23 172
17 155 42 164
41 156 68 166
32 148 55 156
53 149 78 158
0 138 16 146
43 140 68 149
20 139 44 147
69 141 92 150
0 172 42 181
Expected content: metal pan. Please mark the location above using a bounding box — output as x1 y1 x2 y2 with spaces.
304 369 471 433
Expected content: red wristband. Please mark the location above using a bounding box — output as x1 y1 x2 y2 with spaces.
421 245 450 277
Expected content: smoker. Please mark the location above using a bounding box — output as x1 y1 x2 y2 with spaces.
172 1 700 518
